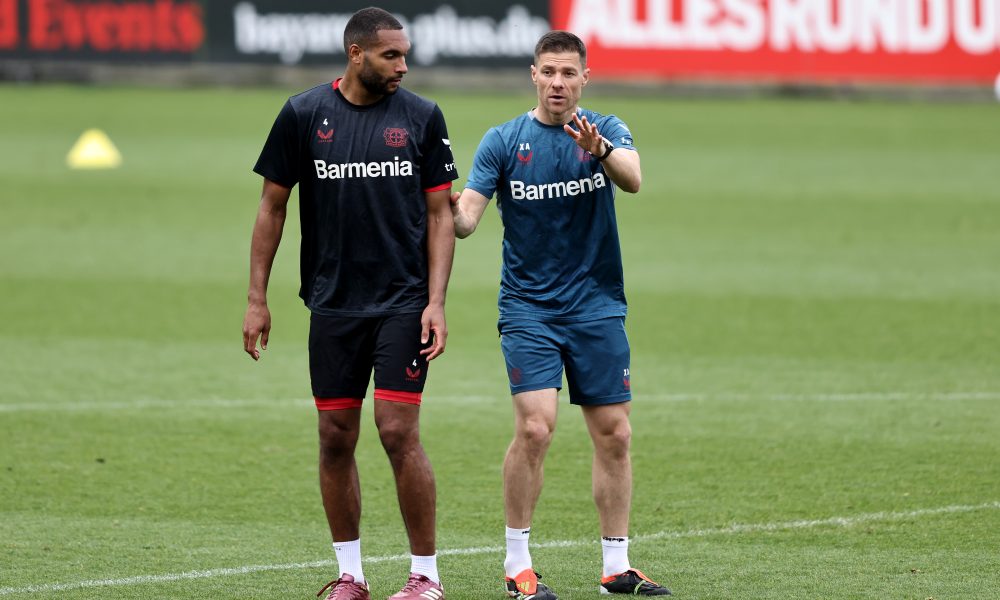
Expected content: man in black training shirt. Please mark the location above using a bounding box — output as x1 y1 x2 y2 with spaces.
242 7 457 600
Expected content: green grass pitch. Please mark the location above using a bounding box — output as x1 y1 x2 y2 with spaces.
1 84 999 599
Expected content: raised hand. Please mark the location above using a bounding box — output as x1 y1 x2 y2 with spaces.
564 112 604 157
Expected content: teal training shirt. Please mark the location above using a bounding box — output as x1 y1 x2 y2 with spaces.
465 108 636 324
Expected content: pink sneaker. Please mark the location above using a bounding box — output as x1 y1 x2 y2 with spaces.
316 574 371 600
387 573 444 600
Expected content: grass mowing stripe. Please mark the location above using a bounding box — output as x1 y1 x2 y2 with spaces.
2 391 997 413
0 562 336 596
638 501 1000 540
0 398 311 412
3 501 996 596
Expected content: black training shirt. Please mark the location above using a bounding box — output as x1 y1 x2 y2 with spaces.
254 81 458 316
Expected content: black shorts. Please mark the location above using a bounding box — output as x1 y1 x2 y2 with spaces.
308 311 430 410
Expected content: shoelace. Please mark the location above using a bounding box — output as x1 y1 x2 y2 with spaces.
316 578 355 598
399 575 428 592
629 569 659 586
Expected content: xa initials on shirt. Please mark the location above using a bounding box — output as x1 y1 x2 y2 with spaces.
517 141 532 164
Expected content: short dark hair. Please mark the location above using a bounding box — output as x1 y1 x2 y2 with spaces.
343 7 404 53
534 31 587 65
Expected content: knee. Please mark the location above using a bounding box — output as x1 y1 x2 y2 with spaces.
377 419 419 457
596 422 632 459
516 418 555 455
318 415 360 462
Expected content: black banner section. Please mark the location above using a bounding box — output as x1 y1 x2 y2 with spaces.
0 0 551 66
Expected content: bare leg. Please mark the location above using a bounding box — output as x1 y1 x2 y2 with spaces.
374 399 436 555
503 389 559 528
318 408 363 541
582 402 632 537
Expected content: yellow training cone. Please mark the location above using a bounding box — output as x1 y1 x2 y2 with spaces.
67 129 122 169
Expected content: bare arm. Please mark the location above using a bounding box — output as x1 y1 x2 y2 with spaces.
450 188 492 238
243 178 292 361
420 187 457 361
564 113 642 194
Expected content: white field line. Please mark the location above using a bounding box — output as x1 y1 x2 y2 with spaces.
1 501 997 596
2 391 999 413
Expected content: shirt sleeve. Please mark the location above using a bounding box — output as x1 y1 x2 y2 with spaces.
419 104 459 191
464 127 505 200
253 99 300 188
600 115 637 151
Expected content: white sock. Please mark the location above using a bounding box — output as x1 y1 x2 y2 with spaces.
504 526 532 578
411 554 440 584
601 536 630 578
332 539 365 584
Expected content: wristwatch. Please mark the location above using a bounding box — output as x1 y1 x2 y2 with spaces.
595 137 614 162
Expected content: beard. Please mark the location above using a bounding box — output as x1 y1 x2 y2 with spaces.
358 58 399 96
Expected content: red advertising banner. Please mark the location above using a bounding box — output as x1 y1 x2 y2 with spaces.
550 0 1000 84
0 0 205 56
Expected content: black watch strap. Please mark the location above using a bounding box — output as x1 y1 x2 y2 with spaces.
595 138 614 162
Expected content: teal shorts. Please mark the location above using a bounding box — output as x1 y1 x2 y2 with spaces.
498 317 631 405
